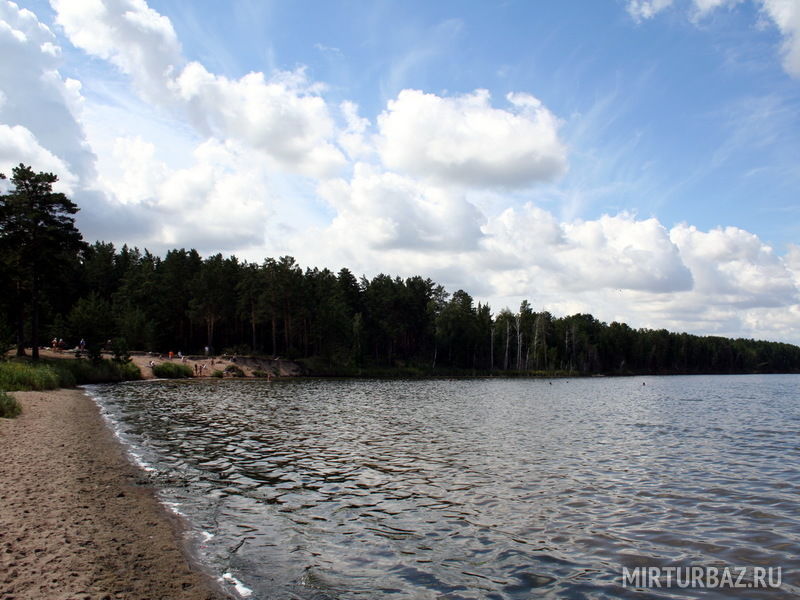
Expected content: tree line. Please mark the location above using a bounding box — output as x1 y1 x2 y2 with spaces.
2 164 800 375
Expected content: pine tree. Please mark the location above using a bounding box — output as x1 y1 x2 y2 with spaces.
0 164 85 359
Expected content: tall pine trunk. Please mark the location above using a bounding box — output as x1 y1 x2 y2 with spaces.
250 303 257 351
504 320 510 370
206 315 215 352
30 274 39 360
490 327 494 371
15 301 25 357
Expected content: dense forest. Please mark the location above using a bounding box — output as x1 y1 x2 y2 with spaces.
3 164 800 375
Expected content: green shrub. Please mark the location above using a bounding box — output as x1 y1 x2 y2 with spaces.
211 369 224 378
223 364 245 377
0 361 60 391
0 391 22 418
152 362 193 379
251 370 272 378
48 358 141 385
111 337 131 364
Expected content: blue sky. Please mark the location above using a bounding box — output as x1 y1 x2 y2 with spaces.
145 0 800 242
2 0 800 343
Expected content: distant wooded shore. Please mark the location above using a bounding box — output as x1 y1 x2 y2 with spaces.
6 242 800 378
3 164 800 377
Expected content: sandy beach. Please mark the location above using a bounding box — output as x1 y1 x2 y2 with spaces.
0 388 226 600
32 346 301 379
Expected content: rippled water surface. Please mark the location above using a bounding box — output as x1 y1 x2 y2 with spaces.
89 376 800 599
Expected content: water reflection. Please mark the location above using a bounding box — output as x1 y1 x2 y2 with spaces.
91 376 800 599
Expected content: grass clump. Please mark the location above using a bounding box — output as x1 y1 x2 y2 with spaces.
0 361 61 390
0 391 22 418
49 358 141 385
0 357 141 391
211 369 224 378
152 362 194 379
251 370 272 378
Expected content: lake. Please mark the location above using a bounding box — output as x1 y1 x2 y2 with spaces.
87 375 800 599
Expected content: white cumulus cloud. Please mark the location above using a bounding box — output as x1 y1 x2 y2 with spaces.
50 0 182 105
670 223 798 307
0 124 79 193
50 0 345 177
318 164 484 252
93 136 273 253
377 89 567 188
173 62 344 176
0 0 95 182
760 0 800 76
482 205 693 294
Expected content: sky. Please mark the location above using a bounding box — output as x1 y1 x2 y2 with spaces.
1 0 800 343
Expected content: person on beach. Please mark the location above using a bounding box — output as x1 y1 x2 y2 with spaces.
168 351 174 360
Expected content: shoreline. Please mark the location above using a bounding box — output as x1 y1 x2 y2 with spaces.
0 388 228 600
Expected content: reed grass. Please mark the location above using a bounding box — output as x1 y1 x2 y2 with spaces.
0 358 141 390
0 361 61 390
152 362 193 379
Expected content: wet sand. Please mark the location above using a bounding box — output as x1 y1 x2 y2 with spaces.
0 389 227 600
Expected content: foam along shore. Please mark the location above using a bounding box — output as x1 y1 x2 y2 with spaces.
0 388 227 599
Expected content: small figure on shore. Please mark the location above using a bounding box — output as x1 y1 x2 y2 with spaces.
200 364 207 375
194 363 199 375
204 345 209 356
79 338 85 351
148 360 155 368
168 351 174 361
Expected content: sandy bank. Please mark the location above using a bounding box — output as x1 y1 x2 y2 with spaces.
30 346 303 380
0 388 226 600
128 353 302 380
